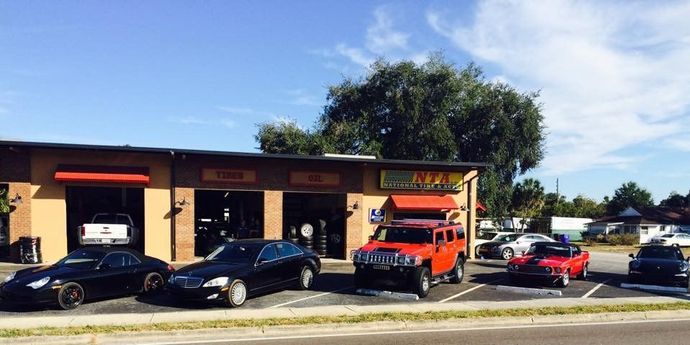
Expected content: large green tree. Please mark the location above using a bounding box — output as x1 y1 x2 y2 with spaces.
606 181 654 215
511 178 545 230
659 191 689 208
256 55 546 220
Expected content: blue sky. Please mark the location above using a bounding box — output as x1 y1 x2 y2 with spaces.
1 1 689 203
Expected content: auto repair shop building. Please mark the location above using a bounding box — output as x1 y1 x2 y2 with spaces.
0 141 487 263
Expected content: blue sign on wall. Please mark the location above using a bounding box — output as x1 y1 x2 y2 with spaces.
369 208 386 223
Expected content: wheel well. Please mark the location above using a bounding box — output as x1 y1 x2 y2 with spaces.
458 252 466 263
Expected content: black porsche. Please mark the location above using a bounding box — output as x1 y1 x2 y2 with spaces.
628 244 690 286
0 247 174 310
166 240 320 307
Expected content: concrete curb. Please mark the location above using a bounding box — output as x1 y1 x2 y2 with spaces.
5 309 690 345
495 285 563 296
0 296 688 330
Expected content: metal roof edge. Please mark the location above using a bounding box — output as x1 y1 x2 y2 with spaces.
0 140 491 169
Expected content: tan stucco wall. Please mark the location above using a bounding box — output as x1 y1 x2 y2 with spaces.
360 167 479 257
30 149 171 262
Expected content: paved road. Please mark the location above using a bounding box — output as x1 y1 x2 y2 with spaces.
152 319 690 345
0 251 682 316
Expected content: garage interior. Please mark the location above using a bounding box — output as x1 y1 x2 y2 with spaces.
194 190 264 257
283 193 346 259
65 186 145 253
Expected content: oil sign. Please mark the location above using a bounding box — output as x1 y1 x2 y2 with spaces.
380 170 463 191
289 171 341 187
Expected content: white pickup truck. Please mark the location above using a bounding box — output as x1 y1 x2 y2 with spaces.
78 213 139 246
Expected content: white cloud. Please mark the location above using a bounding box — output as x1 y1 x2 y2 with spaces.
366 7 410 54
314 7 424 68
334 43 375 67
428 1 690 175
168 116 235 129
284 89 322 107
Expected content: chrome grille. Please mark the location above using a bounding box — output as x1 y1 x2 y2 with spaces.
369 254 395 264
173 276 204 288
519 265 550 274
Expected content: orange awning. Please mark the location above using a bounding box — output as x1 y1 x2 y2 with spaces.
390 194 459 211
54 165 150 185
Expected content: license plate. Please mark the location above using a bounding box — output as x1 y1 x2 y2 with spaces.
372 265 390 271
100 238 113 243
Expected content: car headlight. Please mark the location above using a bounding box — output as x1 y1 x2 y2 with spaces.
202 277 229 288
397 256 405 265
680 262 689 272
360 253 369 261
630 260 641 269
555 267 562 274
3 271 16 283
26 276 50 289
544 267 552 273
507 264 516 271
168 275 175 284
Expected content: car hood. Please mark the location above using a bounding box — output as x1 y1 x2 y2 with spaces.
5 265 76 286
359 242 431 256
510 255 569 266
635 258 683 271
173 261 250 279
480 241 508 248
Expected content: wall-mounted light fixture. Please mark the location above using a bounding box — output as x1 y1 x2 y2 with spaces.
348 201 359 210
459 203 468 211
175 197 190 207
9 193 22 205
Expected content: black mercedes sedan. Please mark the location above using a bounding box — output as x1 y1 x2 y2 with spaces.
0 247 174 310
628 244 690 286
166 240 320 307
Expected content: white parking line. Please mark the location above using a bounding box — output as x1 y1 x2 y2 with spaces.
581 279 611 299
438 280 500 303
266 286 353 309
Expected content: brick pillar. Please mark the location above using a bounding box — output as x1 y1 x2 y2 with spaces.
8 182 32 261
173 187 195 262
345 193 363 260
263 191 283 240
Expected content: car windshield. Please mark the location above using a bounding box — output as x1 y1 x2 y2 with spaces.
56 249 106 268
495 234 520 242
637 246 684 260
93 214 131 225
373 227 433 244
205 243 263 263
527 244 571 257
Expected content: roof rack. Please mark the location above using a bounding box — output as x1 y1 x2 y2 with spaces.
391 219 456 226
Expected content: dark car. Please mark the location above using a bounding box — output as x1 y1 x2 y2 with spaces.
166 240 320 307
0 247 174 310
628 245 690 286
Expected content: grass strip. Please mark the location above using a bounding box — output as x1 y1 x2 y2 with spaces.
3 302 690 338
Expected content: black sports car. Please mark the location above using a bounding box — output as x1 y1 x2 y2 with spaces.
0 247 174 310
628 244 690 286
166 239 320 307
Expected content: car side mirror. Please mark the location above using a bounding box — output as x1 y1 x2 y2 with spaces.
99 263 111 270
368 235 373 241
628 253 635 259
686 256 690 262
436 240 446 251
256 258 268 266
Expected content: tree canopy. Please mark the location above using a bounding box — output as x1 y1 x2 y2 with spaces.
659 191 690 208
256 55 546 219
606 181 654 215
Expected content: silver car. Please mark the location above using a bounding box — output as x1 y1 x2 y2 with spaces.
476 233 556 260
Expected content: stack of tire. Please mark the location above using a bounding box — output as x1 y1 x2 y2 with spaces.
287 225 300 245
299 223 314 250
19 236 42 264
314 219 328 257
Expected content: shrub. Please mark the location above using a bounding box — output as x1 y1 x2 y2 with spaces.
606 234 639 246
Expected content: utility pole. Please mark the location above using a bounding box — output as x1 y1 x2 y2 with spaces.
556 178 560 205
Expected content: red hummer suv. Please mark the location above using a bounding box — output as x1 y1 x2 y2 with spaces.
351 220 466 297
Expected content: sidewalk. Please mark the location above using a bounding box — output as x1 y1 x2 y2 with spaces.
1 295 687 330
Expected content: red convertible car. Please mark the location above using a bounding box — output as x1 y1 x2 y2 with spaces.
507 242 589 287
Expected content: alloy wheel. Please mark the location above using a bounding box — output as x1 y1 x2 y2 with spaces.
230 281 247 306
301 268 314 289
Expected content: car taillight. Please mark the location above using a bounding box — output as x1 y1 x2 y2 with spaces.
167 265 175 272
80 226 85 237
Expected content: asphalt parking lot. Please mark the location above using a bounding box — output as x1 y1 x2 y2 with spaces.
0 251 686 317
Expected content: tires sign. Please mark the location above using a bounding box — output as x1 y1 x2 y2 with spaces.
380 170 463 191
